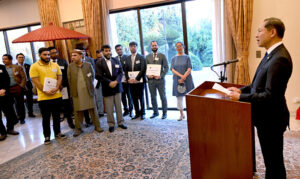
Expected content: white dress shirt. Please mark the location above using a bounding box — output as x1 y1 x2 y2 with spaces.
105 58 112 76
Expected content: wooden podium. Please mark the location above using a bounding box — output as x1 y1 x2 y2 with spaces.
186 81 252 179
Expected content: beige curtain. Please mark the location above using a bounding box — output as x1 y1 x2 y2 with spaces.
82 0 112 58
224 0 253 85
37 0 68 60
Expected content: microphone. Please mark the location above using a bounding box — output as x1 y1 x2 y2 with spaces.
211 59 239 67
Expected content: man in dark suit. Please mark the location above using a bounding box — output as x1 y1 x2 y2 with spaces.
0 64 19 141
228 17 293 179
115 44 133 117
124 42 146 120
48 47 75 129
95 45 127 133
146 41 169 119
16 53 36 117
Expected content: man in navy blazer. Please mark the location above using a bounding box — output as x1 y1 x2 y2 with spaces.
124 41 147 120
228 18 293 179
95 44 127 133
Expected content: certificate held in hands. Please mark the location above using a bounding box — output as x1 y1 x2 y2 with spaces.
146 64 161 76
43 77 57 92
128 71 143 83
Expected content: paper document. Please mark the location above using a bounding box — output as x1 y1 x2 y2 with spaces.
93 79 98 88
121 74 126 83
61 87 69 99
128 71 143 83
146 64 161 76
212 83 231 95
43 77 57 92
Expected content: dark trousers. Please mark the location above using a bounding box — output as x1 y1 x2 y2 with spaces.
0 99 18 135
256 125 286 179
130 83 145 116
61 98 74 125
84 110 91 124
148 79 167 115
25 83 34 115
10 86 26 122
121 83 133 112
38 98 62 138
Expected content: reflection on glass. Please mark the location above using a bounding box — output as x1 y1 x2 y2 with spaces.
6 28 33 64
31 25 45 63
186 0 217 87
140 3 183 108
141 4 183 62
0 31 7 65
110 10 141 56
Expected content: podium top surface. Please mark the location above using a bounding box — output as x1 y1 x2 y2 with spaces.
187 81 246 101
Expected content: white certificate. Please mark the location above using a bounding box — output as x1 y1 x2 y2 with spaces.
43 77 57 92
146 64 161 76
121 74 126 83
212 83 231 95
93 79 98 88
128 71 143 83
61 87 69 99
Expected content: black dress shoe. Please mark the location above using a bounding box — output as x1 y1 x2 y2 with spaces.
28 113 36 117
7 130 19 135
98 113 104 117
150 113 159 119
109 127 115 133
123 111 129 116
131 115 140 120
20 120 25 124
85 122 92 128
162 114 167 119
141 115 145 120
0 135 7 141
118 124 127 129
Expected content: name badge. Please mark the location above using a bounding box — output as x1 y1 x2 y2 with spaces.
87 72 91 77
155 57 159 61
136 61 140 64
59 66 65 70
15 71 19 75
115 64 120 68
52 68 57 72
0 69 2 73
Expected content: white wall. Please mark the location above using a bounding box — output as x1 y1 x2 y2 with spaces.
248 0 300 113
108 0 175 10
0 0 40 29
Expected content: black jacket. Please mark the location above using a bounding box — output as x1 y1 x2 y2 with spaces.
0 65 10 101
239 44 293 130
124 53 146 83
95 57 123 97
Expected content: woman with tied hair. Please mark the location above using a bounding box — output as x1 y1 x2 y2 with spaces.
171 42 194 121
67 49 103 137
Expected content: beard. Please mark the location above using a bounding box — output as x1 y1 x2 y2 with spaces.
104 54 111 60
152 48 158 53
41 57 50 63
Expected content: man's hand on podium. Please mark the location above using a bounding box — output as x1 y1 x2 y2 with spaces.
227 87 241 101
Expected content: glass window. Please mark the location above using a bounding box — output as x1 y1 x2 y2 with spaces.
30 25 45 63
0 31 7 65
140 3 184 108
6 28 33 64
110 10 141 56
186 0 218 87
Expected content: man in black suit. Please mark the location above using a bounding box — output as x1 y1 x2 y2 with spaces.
115 44 133 117
0 64 19 141
124 42 146 120
95 44 127 133
48 47 75 129
16 53 35 117
228 17 293 179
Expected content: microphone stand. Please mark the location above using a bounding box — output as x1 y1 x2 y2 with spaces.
210 63 228 83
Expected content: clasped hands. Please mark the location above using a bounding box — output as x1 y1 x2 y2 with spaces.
178 74 187 84
227 87 241 101
44 87 59 96
109 81 118 88
147 75 161 80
